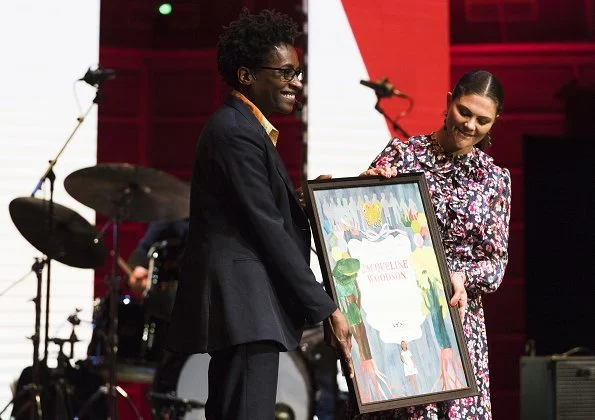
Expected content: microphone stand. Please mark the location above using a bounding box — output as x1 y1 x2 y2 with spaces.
374 97 410 139
30 89 100 366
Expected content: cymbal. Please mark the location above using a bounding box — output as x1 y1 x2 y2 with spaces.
9 197 107 269
64 163 190 222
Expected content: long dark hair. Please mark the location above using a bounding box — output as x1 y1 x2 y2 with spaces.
451 70 504 151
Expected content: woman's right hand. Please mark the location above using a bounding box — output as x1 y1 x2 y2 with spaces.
359 166 398 178
449 271 468 322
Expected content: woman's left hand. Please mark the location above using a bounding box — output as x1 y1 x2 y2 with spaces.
449 271 468 322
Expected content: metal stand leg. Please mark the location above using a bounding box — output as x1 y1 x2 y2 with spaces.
0 258 47 420
75 385 143 420
76 215 142 420
0 384 42 420
148 391 203 420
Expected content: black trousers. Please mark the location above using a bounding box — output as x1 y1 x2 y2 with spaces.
206 341 280 420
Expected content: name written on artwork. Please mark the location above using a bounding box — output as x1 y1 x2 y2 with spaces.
361 259 410 283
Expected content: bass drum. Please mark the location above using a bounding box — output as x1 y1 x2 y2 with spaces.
151 350 314 420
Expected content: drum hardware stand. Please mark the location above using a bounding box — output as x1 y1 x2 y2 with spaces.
50 309 82 372
76 195 142 420
66 308 83 359
107 212 122 420
0 257 46 420
147 391 204 420
45 311 84 420
75 384 142 420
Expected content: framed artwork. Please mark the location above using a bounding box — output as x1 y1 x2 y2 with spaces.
303 173 478 413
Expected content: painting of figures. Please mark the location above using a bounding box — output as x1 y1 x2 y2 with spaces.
304 174 478 413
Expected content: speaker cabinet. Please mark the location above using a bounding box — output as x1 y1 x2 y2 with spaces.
521 356 595 419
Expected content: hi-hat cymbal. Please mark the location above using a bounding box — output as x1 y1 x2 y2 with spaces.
64 163 190 222
9 197 107 269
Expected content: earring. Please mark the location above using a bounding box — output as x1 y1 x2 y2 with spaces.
486 132 493 147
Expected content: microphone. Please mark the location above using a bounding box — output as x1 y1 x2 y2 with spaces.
360 77 409 98
80 66 116 86
295 100 303 111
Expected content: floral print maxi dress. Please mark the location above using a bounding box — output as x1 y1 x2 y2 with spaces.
356 134 511 420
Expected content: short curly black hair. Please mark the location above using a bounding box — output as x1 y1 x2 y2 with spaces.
217 8 300 89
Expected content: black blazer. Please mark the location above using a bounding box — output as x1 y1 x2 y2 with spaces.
166 95 336 354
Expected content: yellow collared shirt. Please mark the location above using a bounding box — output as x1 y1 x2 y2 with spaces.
231 90 279 146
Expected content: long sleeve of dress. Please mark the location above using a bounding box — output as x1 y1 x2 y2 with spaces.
369 137 407 171
452 168 511 295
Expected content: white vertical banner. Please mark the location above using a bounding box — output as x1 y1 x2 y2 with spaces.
305 0 391 179
305 0 393 288
0 0 100 409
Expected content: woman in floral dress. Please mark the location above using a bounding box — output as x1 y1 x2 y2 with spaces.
357 70 512 419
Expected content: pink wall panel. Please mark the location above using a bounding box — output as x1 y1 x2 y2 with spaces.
151 120 207 179
98 69 144 117
487 334 525 415
449 0 594 44
579 64 595 81
97 123 145 164
483 279 526 334
489 115 564 168
506 225 525 277
508 168 523 224
152 70 219 116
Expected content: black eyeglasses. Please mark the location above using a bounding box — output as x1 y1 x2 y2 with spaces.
260 67 303 82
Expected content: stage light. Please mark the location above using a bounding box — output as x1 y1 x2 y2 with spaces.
158 2 173 15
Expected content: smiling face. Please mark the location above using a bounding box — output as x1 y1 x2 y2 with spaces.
238 43 302 116
440 93 498 155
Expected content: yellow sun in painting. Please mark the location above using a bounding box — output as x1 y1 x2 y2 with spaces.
361 201 383 227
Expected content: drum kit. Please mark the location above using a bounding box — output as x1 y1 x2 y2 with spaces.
3 162 192 419
2 162 334 420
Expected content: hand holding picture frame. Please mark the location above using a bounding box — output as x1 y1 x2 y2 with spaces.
303 173 478 414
